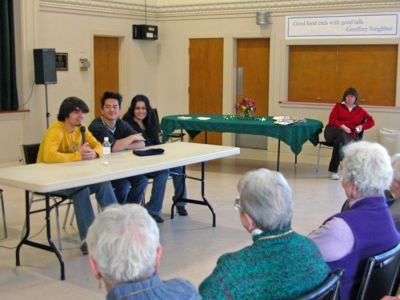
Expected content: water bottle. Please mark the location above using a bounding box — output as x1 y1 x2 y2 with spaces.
102 137 111 165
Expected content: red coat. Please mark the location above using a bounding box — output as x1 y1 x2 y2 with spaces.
327 103 374 139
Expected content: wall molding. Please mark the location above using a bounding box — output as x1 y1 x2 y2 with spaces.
40 0 400 19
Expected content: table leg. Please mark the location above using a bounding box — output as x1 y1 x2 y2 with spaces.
45 195 65 280
277 139 281 171
199 162 216 227
0 189 7 238
16 191 30 266
170 162 216 227
171 165 186 218
16 191 65 280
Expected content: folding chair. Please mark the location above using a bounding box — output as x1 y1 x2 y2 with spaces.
153 108 185 142
316 141 334 173
21 143 71 249
294 269 343 300
356 243 400 300
316 130 364 172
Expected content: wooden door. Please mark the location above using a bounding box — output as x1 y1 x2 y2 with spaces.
337 45 397 106
288 44 397 106
288 45 338 103
189 38 223 145
94 36 119 116
236 39 270 116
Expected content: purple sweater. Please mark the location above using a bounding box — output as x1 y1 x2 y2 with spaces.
327 196 400 300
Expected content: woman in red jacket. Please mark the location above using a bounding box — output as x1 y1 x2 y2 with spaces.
324 87 374 180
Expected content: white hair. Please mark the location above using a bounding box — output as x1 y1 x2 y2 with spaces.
86 204 159 285
342 141 393 196
392 153 400 183
238 168 293 232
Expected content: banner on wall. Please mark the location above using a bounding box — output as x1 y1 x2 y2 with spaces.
286 13 399 39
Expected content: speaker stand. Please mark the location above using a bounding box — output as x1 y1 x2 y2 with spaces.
45 83 50 128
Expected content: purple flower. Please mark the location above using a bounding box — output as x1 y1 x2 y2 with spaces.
235 97 256 112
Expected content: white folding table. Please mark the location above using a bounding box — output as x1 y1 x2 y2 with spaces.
0 142 240 280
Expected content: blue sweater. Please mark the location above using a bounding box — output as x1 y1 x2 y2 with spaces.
328 196 400 300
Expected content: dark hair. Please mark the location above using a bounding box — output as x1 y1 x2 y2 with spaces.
342 87 359 104
57 97 89 121
100 91 122 108
123 94 159 141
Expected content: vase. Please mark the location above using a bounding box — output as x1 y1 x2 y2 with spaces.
240 110 253 120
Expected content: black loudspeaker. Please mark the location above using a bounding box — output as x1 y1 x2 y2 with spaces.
33 48 57 84
133 25 158 40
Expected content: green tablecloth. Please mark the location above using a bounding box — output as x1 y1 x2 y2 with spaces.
161 114 323 155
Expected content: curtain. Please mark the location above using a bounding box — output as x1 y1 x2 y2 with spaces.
0 0 19 111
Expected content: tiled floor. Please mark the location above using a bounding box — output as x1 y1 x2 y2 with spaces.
0 148 345 299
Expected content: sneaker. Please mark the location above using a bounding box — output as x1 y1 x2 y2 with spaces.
330 173 340 180
80 240 88 255
150 214 164 223
177 206 188 216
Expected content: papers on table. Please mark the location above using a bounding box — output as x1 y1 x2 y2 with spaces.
177 116 211 121
273 116 293 125
273 116 306 125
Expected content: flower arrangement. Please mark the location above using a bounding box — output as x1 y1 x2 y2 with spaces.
235 97 256 119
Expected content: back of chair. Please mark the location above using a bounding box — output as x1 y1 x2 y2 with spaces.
151 108 162 137
22 143 40 165
294 269 343 300
152 108 160 128
357 243 400 300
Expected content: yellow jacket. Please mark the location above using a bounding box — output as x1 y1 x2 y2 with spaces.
37 121 102 163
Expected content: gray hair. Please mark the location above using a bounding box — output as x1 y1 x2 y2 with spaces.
237 168 293 232
342 141 393 196
86 204 159 285
392 153 400 183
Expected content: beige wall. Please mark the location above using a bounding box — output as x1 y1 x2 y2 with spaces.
156 7 400 152
1 0 399 162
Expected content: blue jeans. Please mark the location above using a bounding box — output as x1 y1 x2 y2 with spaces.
56 182 117 240
170 166 187 208
112 176 148 205
113 170 169 216
144 170 169 215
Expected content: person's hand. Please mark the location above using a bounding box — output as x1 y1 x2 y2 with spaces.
132 133 145 142
381 296 400 300
340 125 352 134
355 125 363 133
79 143 97 160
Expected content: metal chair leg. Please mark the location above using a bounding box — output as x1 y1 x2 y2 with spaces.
69 211 75 226
316 143 322 172
0 189 7 238
62 201 72 229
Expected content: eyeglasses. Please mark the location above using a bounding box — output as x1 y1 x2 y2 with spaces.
234 196 242 211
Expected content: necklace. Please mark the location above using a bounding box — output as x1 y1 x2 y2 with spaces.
255 230 293 242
